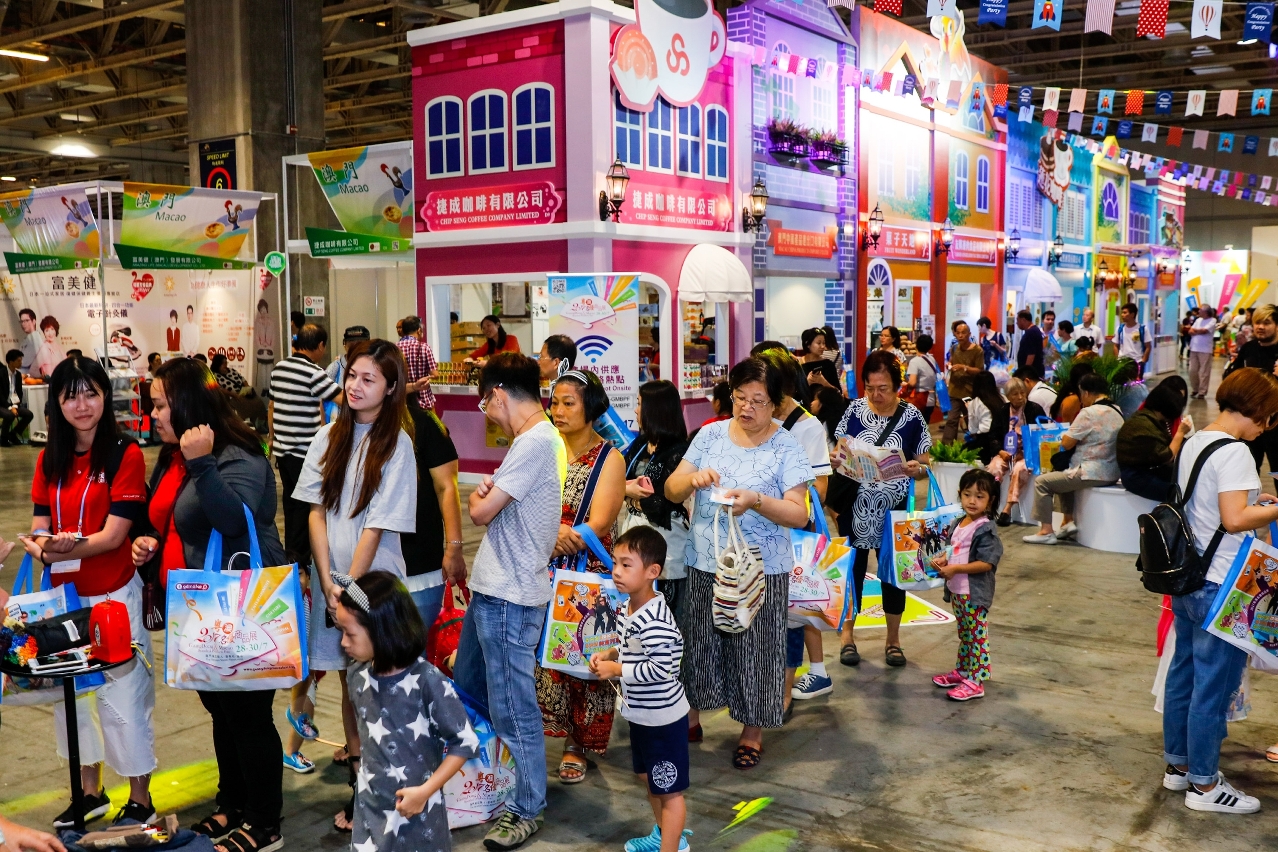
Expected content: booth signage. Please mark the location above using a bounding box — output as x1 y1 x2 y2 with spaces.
305 227 405 256
948 234 998 265
119 182 260 264
114 244 256 271
307 143 413 242
766 221 837 259
548 274 640 428
199 139 238 190
1008 241 1044 266
620 183 731 230
876 225 931 261
303 295 325 317
1056 251 1085 270
263 251 287 276
609 0 726 111
418 181 561 231
3 253 98 274
0 185 100 263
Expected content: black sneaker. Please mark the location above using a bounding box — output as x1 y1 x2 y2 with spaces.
113 799 158 825
53 792 111 828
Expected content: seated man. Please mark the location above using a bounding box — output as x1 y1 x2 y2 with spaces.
0 349 33 446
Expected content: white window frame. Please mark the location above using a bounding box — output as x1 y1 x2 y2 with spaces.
976 155 990 213
812 83 835 132
467 89 508 176
705 105 729 182
425 95 464 178
1062 189 1086 240
904 143 925 201
647 97 673 173
953 150 969 210
614 91 643 169
770 42 795 121
512 82 555 171
878 134 894 197
676 104 702 178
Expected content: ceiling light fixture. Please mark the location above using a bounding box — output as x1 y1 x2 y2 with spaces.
50 142 95 158
0 176 16 182
0 49 49 62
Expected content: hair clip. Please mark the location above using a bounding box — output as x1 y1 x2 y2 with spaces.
330 571 370 613
552 358 591 389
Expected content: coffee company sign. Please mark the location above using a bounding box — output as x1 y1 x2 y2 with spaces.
610 0 726 111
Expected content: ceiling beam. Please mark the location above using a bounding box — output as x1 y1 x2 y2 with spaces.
325 127 412 147
0 80 184 125
0 0 183 51
325 90 406 112
324 63 410 90
322 0 395 22
1010 55 1276 86
324 33 403 61
0 42 186 96
324 112 410 132
35 103 186 137
109 124 188 147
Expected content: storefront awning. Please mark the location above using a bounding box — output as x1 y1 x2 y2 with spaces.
678 244 753 303
1024 268 1064 303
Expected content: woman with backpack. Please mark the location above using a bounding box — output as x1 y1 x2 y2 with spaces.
1158 367 1278 814
23 357 156 830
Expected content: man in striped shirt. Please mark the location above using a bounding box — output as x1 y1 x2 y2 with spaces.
268 323 341 568
397 315 438 410
591 527 690 852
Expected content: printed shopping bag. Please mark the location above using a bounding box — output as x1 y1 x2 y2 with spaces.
426 581 470 677
787 487 856 630
878 471 963 591
712 505 766 633
1202 526 1278 672
165 504 309 691
1022 416 1068 475
444 685 517 829
1 554 105 706
538 526 626 679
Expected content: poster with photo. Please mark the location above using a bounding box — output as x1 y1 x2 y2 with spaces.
548 274 639 428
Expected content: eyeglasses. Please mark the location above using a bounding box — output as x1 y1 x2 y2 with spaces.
478 383 502 415
732 394 773 411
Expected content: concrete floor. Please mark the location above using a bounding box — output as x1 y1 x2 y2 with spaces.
2 363 1277 852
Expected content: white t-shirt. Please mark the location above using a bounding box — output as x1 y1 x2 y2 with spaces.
1189 318 1216 353
469 418 567 607
906 355 940 402
1177 431 1260 584
1076 323 1104 348
774 412 832 478
966 397 993 435
1116 323 1148 361
1027 382 1057 412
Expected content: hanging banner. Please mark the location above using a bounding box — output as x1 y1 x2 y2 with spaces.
116 183 261 268
0 186 102 272
548 274 640 429
1033 0 1062 29
306 143 414 256
1245 1 1274 42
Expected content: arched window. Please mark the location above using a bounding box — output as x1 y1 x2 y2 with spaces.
954 150 969 210
614 91 643 168
468 90 507 174
770 42 795 121
425 96 463 178
677 104 701 177
976 155 990 213
513 83 555 169
647 97 673 172
705 105 729 181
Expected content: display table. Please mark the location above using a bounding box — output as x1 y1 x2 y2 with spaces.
0 649 138 831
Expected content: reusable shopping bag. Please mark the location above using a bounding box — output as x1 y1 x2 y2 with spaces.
1022 416 1068 475
164 504 309 691
933 375 952 415
1 554 105 706
712 505 766 633
538 525 627 680
878 471 963 591
444 686 517 829
1201 524 1278 672
426 580 469 677
787 487 856 630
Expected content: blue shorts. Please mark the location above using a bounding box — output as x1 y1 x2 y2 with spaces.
786 625 806 669
630 715 690 796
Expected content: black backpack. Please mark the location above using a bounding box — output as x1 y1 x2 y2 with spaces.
1135 438 1236 596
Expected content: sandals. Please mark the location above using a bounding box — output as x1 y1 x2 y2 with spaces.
215 824 283 852
732 745 762 770
192 811 241 843
334 755 359 833
688 724 703 743
840 643 860 667
558 746 588 784
885 645 907 667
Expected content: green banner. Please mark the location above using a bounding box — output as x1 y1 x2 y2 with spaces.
4 252 99 274
305 226 408 257
114 243 256 270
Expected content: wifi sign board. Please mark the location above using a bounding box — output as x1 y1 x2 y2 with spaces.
548 274 641 431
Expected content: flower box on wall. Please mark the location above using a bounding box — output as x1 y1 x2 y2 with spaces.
810 142 848 169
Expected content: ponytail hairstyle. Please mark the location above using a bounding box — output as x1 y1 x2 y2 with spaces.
44 356 120 483
320 339 413 518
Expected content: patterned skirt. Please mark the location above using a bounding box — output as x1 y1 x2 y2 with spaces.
535 666 617 754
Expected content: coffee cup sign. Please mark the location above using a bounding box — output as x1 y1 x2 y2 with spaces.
610 0 726 111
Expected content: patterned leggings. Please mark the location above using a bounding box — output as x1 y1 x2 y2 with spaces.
951 595 991 683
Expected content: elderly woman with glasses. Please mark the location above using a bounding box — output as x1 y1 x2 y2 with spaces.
665 356 814 771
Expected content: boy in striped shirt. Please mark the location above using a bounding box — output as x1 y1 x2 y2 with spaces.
591 526 691 852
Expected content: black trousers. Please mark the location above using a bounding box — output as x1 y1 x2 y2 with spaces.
197 689 283 830
0 405 32 441
1247 428 1278 474
276 453 310 568
1119 465 1175 503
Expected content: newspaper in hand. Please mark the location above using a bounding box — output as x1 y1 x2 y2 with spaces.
831 437 911 483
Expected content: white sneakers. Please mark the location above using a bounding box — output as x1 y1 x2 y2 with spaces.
1023 522 1077 546
1057 522 1078 540
1166 769 1261 814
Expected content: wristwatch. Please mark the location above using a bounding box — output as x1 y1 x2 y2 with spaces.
752 493 763 511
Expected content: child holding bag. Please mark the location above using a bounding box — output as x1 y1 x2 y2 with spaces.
929 469 1003 702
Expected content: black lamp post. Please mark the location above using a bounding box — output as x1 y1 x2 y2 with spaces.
935 218 954 255
598 158 630 222
741 178 768 233
860 203 884 252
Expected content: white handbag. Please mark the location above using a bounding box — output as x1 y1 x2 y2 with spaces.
711 505 766 634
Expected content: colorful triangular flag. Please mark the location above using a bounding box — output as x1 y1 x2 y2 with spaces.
1086 0 1116 32
1019 105 1035 123
989 84 1008 106
1167 126 1184 146
1218 89 1238 116
1245 136 1261 154
1034 0 1063 29
1137 0 1170 37
1098 89 1115 113
1068 111 1085 131
1270 138 1278 156
1192 0 1223 38
1117 119 1133 138
1244 1 1274 43
1091 115 1109 135
1155 90 1173 114
874 0 903 15
979 0 1010 25
1125 90 1145 115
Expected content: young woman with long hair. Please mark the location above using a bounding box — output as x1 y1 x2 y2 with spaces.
130 356 287 852
292 338 418 833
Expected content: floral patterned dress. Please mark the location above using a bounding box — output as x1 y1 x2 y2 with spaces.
535 439 617 753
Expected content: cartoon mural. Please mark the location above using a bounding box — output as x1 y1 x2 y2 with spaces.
1036 131 1072 207
611 0 726 111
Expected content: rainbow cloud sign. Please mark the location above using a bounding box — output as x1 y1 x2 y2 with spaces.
549 274 639 423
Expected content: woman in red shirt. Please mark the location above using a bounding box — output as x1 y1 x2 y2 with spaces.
22 357 155 829
467 314 521 361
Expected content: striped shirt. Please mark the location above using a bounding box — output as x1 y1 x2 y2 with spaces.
269 353 341 457
618 593 690 726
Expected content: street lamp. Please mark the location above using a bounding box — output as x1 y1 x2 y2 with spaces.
861 203 884 252
935 218 954 255
1047 234 1064 267
1006 228 1020 261
598 158 630 222
741 178 769 233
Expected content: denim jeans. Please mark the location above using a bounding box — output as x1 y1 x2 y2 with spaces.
409 582 445 635
1162 581 1248 785
452 592 547 820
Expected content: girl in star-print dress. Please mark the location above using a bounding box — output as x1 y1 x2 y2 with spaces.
333 572 479 852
